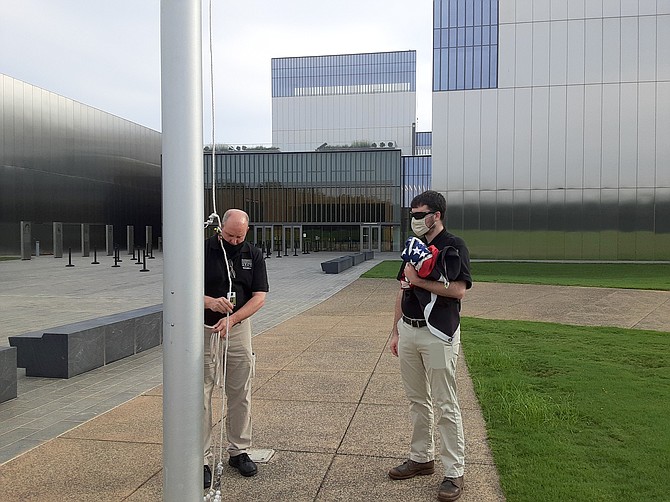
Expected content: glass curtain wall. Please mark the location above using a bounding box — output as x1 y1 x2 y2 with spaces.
204 149 402 251
401 155 433 239
414 131 433 155
272 51 416 98
433 0 499 91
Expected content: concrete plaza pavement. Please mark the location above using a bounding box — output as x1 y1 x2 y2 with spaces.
1 251 669 501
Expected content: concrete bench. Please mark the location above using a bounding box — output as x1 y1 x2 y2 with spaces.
321 250 375 274
0 346 18 403
321 256 354 274
9 305 162 379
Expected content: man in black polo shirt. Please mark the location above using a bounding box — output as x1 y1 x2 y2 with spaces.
203 209 268 486
388 191 472 502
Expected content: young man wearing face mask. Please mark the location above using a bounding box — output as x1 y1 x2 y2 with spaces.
203 209 269 486
388 191 472 502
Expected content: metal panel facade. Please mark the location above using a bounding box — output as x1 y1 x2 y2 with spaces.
271 51 417 155
0 74 162 255
432 1 670 260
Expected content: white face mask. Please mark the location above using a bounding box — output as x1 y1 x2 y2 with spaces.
411 215 434 237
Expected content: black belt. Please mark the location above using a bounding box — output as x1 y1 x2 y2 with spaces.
402 315 427 328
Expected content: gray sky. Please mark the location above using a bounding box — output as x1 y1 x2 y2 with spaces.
1 0 433 145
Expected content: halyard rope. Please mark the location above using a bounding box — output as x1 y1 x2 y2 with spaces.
204 0 231 499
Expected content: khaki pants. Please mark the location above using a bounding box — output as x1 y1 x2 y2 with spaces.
397 319 464 478
203 320 254 465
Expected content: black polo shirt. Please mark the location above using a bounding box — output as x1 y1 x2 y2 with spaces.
204 235 269 326
398 228 473 320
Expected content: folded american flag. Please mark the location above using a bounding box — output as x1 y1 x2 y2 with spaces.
401 236 439 279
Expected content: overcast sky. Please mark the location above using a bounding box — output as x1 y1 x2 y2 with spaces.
1 0 433 145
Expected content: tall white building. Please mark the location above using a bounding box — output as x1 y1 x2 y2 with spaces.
272 51 417 155
432 0 670 260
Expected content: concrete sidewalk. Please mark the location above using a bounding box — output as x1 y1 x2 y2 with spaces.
0 250 393 466
0 278 507 501
1 253 668 501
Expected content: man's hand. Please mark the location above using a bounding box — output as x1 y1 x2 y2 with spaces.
212 313 238 337
205 295 234 314
389 330 399 357
403 263 420 285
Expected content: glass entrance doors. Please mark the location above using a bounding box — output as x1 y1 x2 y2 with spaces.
283 225 302 253
361 224 381 252
253 226 274 254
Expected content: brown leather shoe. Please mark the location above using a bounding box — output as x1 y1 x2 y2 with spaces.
437 476 464 501
388 459 435 480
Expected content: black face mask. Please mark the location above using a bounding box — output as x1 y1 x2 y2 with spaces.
221 238 244 256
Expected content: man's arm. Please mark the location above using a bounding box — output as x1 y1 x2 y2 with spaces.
403 263 466 300
389 289 403 357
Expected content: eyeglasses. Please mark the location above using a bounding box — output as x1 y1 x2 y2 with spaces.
410 211 436 220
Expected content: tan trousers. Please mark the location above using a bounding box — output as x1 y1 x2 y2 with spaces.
203 320 254 465
397 319 465 478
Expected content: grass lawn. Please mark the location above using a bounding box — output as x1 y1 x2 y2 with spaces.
362 260 670 290
0 256 20 261
462 317 669 501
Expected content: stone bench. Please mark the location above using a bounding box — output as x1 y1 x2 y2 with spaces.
9 304 162 379
350 252 366 265
321 255 354 274
0 346 18 403
321 250 375 274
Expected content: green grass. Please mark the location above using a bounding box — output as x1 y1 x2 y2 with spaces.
361 260 670 290
462 317 670 501
0 256 20 261
362 260 403 278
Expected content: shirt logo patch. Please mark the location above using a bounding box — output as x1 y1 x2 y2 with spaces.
241 258 252 270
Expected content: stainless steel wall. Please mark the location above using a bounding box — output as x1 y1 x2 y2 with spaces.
0 74 162 254
431 1 670 260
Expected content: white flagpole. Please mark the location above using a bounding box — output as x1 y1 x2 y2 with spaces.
160 0 204 499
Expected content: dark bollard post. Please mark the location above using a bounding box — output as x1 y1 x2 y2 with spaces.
132 246 137 261
294 243 298 256
284 243 289 257
91 246 100 265
66 247 75 267
276 240 282 258
265 241 271 259
140 249 149 272
111 249 121 268
148 240 155 259
114 244 123 262
136 246 143 265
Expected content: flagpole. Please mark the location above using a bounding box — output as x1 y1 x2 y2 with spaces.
160 0 204 499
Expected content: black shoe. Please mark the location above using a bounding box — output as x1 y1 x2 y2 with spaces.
438 476 464 502
204 465 212 489
228 452 257 477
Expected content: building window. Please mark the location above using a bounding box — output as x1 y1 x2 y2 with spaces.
433 0 498 91
414 131 432 155
271 51 416 98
